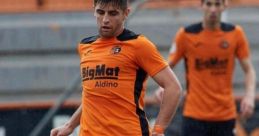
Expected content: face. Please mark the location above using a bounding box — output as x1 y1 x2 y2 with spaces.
94 3 129 38
202 0 226 25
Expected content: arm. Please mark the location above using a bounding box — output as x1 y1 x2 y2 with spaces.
145 29 185 106
239 58 256 119
151 66 182 135
144 62 180 106
50 104 82 136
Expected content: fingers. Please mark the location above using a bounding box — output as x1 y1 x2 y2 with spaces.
152 133 165 136
155 89 164 102
240 100 254 119
50 129 58 136
241 106 253 118
50 128 64 136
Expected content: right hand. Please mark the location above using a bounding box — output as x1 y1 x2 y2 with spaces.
152 133 164 136
50 124 74 136
154 88 164 103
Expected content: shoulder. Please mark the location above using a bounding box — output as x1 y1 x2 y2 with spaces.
184 22 203 34
221 23 246 36
80 35 99 44
234 25 246 34
183 22 237 33
220 22 236 32
117 29 139 41
119 29 155 47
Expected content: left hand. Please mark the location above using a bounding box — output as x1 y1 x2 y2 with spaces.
152 124 165 136
152 133 164 136
240 94 255 119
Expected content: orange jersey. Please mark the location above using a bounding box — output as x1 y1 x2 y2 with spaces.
78 29 168 136
169 22 250 121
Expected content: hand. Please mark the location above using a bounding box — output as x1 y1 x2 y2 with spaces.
240 94 255 119
152 125 165 136
154 88 164 103
50 124 74 136
152 132 165 136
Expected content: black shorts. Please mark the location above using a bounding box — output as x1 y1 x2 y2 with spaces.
181 116 235 136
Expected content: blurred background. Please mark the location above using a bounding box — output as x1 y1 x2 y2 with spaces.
0 0 258 136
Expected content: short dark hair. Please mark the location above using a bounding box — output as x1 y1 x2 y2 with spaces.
201 0 225 4
94 0 128 10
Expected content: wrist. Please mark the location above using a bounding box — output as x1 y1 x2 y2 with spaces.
152 125 165 134
247 92 255 96
244 92 255 100
64 122 75 130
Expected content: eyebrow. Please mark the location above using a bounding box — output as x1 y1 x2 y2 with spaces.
96 8 120 13
108 10 119 13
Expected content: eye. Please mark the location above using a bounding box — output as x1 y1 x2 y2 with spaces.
96 9 105 15
109 11 119 16
215 2 221 7
206 2 212 7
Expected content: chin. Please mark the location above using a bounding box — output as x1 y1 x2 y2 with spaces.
208 19 218 24
106 31 117 37
101 34 114 38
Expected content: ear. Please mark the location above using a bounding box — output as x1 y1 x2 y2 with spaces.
224 0 229 6
125 8 130 18
199 2 205 11
223 0 228 10
94 9 97 17
93 5 96 16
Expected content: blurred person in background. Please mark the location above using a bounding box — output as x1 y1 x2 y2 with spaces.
145 0 256 136
50 0 182 136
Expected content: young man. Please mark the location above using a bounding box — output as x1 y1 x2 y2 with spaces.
145 0 256 136
50 0 182 136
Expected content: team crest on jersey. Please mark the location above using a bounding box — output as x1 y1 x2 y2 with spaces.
84 50 92 56
194 42 202 48
110 45 121 54
220 40 229 49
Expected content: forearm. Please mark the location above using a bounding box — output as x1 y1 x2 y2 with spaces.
244 67 256 98
239 58 256 99
65 104 82 129
154 85 182 128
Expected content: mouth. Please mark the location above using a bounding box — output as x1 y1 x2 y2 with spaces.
209 14 217 19
101 26 111 31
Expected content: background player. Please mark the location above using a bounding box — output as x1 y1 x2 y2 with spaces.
145 0 256 135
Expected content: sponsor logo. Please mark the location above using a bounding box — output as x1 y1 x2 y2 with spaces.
81 64 120 81
195 57 228 70
95 81 118 88
195 57 228 75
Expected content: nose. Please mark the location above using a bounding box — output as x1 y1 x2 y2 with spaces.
209 5 217 12
103 13 110 24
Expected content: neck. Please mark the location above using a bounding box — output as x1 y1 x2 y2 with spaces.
202 20 221 30
114 27 125 37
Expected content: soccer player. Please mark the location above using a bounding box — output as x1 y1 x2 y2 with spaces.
145 0 256 136
50 0 182 136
